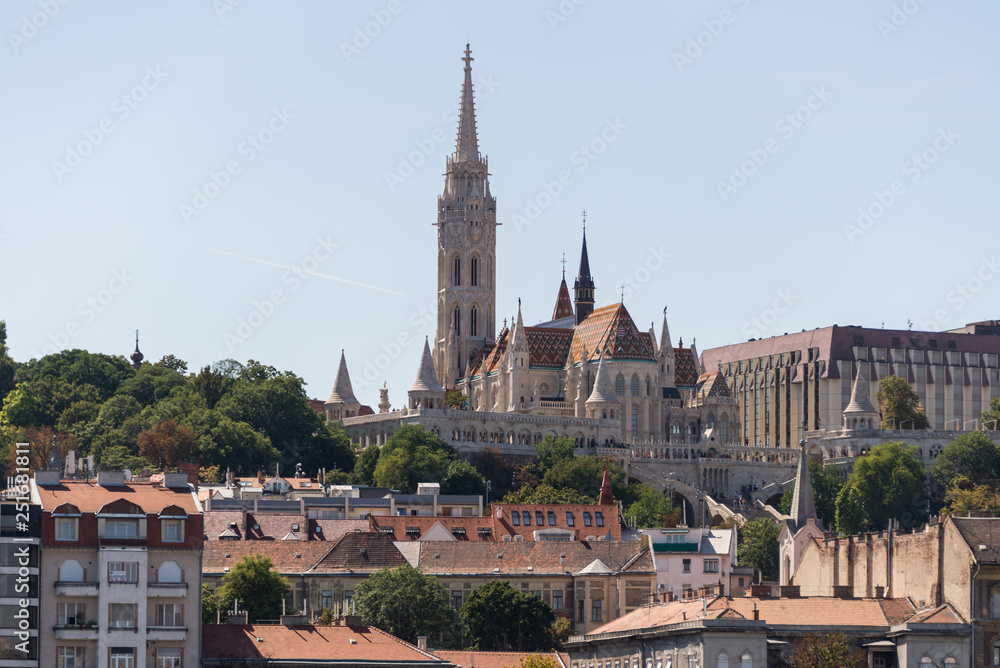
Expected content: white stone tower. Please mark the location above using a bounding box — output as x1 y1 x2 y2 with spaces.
434 44 498 387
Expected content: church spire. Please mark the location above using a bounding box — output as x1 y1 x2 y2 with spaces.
552 257 575 321
573 212 595 325
455 43 480 163
790 430 818 530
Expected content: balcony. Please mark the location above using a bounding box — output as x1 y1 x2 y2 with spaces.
53 625 99 640
146 627 187 641
147 582 188 597
54 581 99 597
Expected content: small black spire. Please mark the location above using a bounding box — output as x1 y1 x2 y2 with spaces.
573 213 595 325
130 329 144 370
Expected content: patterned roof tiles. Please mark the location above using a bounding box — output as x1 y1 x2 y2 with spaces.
552 278 575 320
570 303 655 364
673 347 699 387
524 327 574 368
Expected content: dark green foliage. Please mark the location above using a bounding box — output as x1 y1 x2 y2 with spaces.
931 431 1000 489
737 518 780 582
542 456 628 504
442 459 486 495
876 375 930 429
219 554 292 623
534 435 575 477
624 483 677 528
354 444 380 486
460 580 557 651
501 484 593 505
354 564 458 645
835 441 926 534
373 425 456 492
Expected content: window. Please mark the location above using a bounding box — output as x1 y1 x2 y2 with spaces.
717 653 729 668
632 405 638 436
155 604 184 627
583 512 592 527
157 648 182 668
58 559 84 582
471 307 478 337
595 512 604 527
566 512 575 527
109 604 137 629
577 600 585 622
322 590 332 610
631 375 639 396
104 520 139 539
591 600 602 622
740 654 751 668
454 307 461 337
161 519 183 542
552 590 563 610
522 512 530 527
535 511 544 526
682 559 691 573
56 518 78 541
451 591 463 610
704 560 719 573
108 562 138 584
547 511 556 526
110 648 134 668
158 561 182 583
615 375 625 396
57 602 86 626
58 647 83 668
511 511 520 526
453 257 461 286
345 590 354 602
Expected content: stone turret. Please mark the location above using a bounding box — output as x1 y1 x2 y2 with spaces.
409 338 446 410
325 351 361 421
585 352 620 420
843 361 879 430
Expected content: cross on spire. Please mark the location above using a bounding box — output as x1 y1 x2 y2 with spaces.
462 43 473 69
561 253 566 277
582 209 587 231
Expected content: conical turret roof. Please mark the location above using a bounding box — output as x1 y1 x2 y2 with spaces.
586 352 618 405
410 338 445 394
844 361 878 414
326 350 360 405
552 277 574 320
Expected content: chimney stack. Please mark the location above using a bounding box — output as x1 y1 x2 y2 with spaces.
417 637 428 651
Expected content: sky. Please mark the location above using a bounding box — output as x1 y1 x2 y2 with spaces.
1 1 997 409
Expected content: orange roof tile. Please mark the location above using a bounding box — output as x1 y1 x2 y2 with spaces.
35 480 200 515
202 624 451 665
904 603 966 625
203 540 333 574
434 651 567 668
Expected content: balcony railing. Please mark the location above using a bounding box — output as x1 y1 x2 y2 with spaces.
54 581 99 596
148 582 188 597
53 626 99 640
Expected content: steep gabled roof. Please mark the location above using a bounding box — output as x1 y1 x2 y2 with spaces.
309 531 407 574
524 327 574 368
673 347 699 387
950 516 1000 564
552 277 575 320
570 303 656 364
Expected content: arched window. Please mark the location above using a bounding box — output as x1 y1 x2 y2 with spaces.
708 413 716 429
740 653 752 668
615 374 625 396
454 307 461 336
631 405 638 436
158 561 182 583
471 307 478 337
672 423 681 435
645 376 651 395
689 422 698 435
717 653 729 668
631 374 640 396
453 257 461 286
721 418 728 442
59 559 84 582
471 257 478 286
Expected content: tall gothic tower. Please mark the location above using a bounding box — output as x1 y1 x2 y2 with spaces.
434 45 498 386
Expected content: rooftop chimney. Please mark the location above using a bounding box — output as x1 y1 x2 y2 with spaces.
98 471 126 487
417 637 428 651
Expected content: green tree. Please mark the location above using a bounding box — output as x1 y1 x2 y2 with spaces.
441 459 486 496
624 483 677 528
542 456 627 504
373 425 456 492
0 321 17 411
116 363 188 407
18 349 131 402
354 445 380 486
737 518 780 582
501 484 593 505
788 632 867 667
470 447 522 500
835 441 926 534
0 377 99 428
156 355 188 374
534 435 575 477
779 487 793 515
460 580 556 651
876 375 929 429
191 361 241 409
810 460 846 529
354 564 458 645
183 409 280 475
519 655 560 668
982 396 1000 431
220 554 292 623
202 584 232 624
931 431 1000 489
444 389 467 409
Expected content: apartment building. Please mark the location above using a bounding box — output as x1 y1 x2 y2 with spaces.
31 470 203 668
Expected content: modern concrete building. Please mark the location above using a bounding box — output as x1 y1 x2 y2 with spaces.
31 470 202 668
703 323 1000 447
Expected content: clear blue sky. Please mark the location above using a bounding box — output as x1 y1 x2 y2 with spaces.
1 1 996 407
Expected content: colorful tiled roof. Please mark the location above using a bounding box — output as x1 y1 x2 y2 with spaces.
673 347 699 387
570 303 655 364
552 278 575 320
694 372 733 403
525 327 574 368
203 624 451 665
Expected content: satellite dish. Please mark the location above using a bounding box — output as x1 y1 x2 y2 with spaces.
123 469 133 481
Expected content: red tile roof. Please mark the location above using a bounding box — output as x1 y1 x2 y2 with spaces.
309 532 408 573
434 651 568 668
904 603 966 625
203 540 333 574
570 304 655 364
202 624 451 665
35 480 200 515
673 348 699 387
493 504 621 541
203 510 368 542
551 278 575 321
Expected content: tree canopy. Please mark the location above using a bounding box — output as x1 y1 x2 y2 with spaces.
534 435 576 478
542 456 627 504
354 564 458 645
219 554 292 623
737 518 780 582
623 483 677 528
373 425 456 492
876 375 929 429
788 632 867 668
460 580 556 651
835 441 926 534
931 431 1000 489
